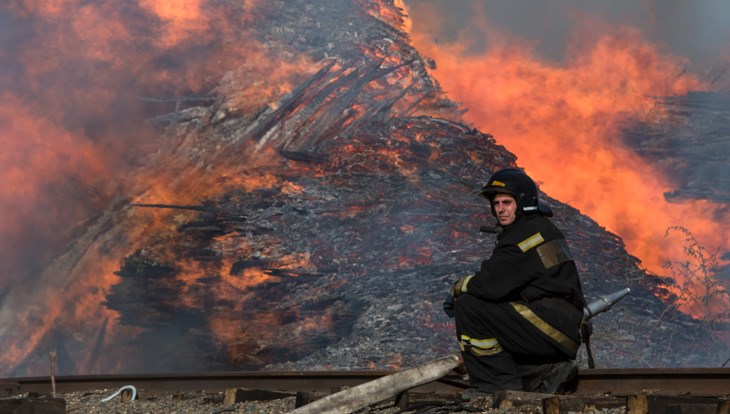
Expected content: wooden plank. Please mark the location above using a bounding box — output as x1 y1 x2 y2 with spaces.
493 389 554 408
290 354 460 414
628 394 723 414
717 400 729 414
395 391 461 410
0 398 66 414
223 388 294 405
0 381 21 398
543 395 625 414
628 394 649 414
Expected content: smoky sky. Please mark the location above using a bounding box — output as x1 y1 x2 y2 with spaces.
404 0 730 76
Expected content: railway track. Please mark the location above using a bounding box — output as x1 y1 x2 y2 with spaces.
2 368 728 398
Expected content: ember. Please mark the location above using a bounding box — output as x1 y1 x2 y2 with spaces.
0 0 727 378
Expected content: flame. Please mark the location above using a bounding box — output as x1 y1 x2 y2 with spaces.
0 0 324 376
2 0 725 377
362 0 411 33
406 4 728 317
0 94 117 293
138 0 210 48
0 219 133 374
1 0 297 291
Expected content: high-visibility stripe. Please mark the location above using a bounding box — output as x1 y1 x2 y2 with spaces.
459 334 503 356
469 346 503 357
462 335 498 349
459 275 474 293
510 302 579 354
518 232 544 252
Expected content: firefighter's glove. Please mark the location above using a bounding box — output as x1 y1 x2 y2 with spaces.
443 293 455 318
450 275 474 298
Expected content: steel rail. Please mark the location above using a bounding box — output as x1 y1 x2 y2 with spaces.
1 371 465 397
575 368 730 397
2 368 728 398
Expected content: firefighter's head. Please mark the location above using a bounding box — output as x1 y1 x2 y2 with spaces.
479 168 544 224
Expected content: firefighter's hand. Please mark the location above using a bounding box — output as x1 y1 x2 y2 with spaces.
443 293 455 318
450 275 473 298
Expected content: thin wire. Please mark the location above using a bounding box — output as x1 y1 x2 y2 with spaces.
101 385 137 402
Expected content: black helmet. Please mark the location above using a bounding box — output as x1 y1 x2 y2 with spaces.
479 168 543 217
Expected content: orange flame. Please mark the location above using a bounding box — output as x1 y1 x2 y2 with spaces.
406 4 729 317
0 0 322 376
2 0 725 377
362 0 411 33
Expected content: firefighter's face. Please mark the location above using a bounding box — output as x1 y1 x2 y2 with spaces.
492 193 517 226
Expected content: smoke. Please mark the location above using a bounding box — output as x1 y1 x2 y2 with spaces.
403 0 730 316
0 0 282 290
0 0 727 376
404 0 730 76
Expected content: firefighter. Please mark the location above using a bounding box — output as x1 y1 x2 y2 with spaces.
446 168 587 395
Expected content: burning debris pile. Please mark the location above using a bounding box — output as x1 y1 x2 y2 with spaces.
624 91 730 207
1 0 726 377
622 89 730 296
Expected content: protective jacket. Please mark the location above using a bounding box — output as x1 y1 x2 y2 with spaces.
471 214 585 308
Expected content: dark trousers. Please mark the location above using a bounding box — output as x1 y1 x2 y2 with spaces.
454 294 573 392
